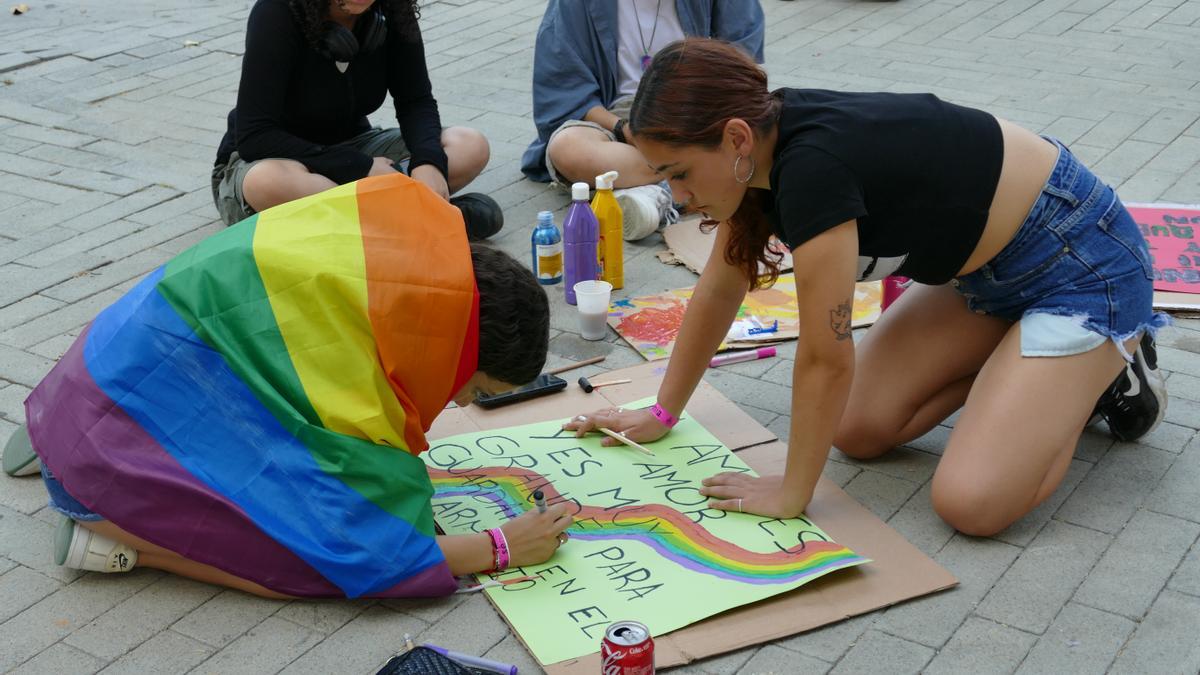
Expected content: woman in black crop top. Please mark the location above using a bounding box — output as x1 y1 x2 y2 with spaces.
566 39 1167 537
212 0 500 237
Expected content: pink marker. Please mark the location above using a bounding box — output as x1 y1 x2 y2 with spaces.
709 346 776 368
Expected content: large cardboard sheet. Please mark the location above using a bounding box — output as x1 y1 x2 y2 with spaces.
428 361 957 672
659 215 794 275
423 401 869 665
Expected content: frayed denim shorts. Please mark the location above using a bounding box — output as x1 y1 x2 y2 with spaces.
953 138 1168 360
41 465 104 522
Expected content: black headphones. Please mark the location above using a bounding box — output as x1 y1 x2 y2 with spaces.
317 5 387 62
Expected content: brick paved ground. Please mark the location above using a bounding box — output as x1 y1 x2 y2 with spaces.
1 0 1198 673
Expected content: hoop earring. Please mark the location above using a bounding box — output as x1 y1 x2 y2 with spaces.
733 154 756 184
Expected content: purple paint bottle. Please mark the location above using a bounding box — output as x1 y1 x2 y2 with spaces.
563 182 600 305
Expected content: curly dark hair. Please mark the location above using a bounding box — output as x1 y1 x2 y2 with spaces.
471 243 550 386
288 0 422 49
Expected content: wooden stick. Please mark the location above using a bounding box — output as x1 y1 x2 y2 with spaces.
597 427 655 457
545 355 606 376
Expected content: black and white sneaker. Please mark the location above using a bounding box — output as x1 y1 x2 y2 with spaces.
1093 332 1167 441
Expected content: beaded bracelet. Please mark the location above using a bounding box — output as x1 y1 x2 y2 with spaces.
485 527 510 572
650 402 679 429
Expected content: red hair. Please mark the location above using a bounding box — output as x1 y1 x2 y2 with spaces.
630 38 783 289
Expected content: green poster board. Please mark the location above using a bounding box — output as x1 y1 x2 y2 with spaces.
423 403 869 665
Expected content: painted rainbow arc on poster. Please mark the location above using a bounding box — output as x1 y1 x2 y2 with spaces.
430 467 869 585
25 175 478 599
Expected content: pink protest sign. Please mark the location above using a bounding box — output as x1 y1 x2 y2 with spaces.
1127 203 1200 295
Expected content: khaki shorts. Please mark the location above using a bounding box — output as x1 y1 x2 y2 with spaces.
210 127 412 226
545 95 635 187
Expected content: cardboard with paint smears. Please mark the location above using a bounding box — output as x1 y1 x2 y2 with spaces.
1127 202 1200 311
608 273 882 361
427 361 957 673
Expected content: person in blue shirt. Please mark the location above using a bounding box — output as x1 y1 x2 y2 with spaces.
521 0 764 241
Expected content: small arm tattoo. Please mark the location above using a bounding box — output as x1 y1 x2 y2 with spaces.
830 299 853 341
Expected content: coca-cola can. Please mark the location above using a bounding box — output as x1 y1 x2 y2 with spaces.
600 620 654 675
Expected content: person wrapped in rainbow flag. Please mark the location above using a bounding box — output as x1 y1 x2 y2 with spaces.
11 174 573 599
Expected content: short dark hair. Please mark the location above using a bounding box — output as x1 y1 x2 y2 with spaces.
471 243 549 385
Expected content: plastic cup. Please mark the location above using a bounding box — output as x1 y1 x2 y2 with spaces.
573 280 613 341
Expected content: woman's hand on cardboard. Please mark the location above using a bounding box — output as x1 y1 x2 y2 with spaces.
699 472 809 519
562 406 670 446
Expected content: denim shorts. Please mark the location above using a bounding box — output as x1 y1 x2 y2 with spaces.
41 465 104 522
953 138 1168 359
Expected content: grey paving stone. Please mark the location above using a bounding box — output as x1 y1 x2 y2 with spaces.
413 593 509 659
829 629 932 675
171 589 285 648
0 572 160 672
1016 603 1135 675
923 616 1036 675
0 294 65 336
1126 420 1197 455
1109 590 1200 675
1073 426 1115 463
97 628 214 675
876 535 1021 648
279 605 429 675
832 446 939 485
1163 396 1200 430
274 598 374 635
482 633 548 675
1160 346 1200 379
0 290 119 351
1055 442 1175 534
0 565 61 625
1169 537 1200 598
0 504 86 584
820 458 861 489
42 247 171 304
842 470 920 522
191 617 322 675
993 458 1091 548
726 644 829 675
1074 510 1199 620
0 470 48 516
976 520 1112 634
65 574 220 660
776 611 875 663
1146 435 1200 524
6 642 106 675
885 482 955 558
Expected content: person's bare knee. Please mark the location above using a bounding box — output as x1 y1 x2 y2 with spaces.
930 474 1014 536
443 126 489 191
547 126 609 185
242 159 321 212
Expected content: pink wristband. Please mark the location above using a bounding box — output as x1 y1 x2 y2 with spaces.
650 402 679 429
486 527 510 572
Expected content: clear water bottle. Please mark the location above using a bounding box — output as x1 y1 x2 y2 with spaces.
531 210 563 285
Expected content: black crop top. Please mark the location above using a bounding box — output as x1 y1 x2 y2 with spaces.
215 0 447 185
766 88 1004 284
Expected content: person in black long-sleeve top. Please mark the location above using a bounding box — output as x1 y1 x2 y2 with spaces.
212 0 502 237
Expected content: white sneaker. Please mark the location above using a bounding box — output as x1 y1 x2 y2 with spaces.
615 184 675 241
55 517 138 573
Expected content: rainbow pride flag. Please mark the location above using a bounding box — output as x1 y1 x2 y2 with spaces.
25 174 479 598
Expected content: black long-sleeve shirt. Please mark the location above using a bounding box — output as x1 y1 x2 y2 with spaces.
215 0 447 184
